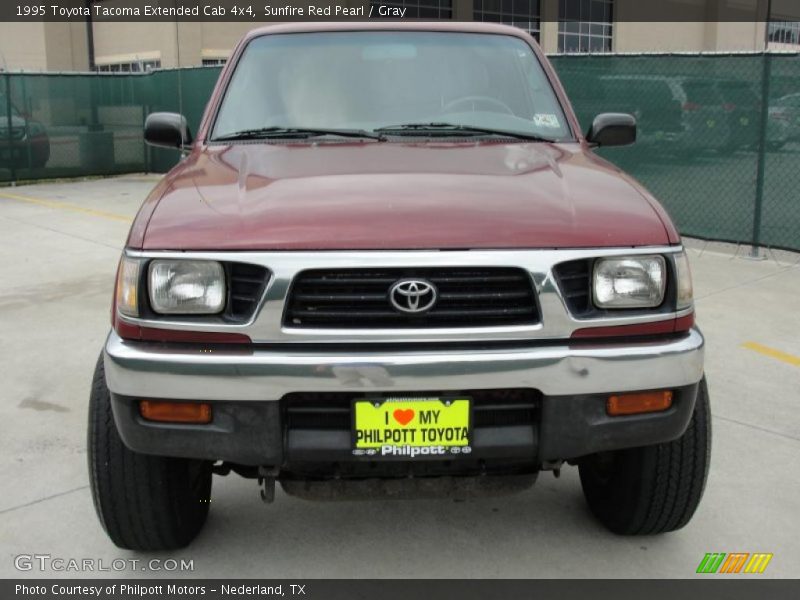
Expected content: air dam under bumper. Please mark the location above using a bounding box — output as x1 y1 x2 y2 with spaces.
103 329 704 466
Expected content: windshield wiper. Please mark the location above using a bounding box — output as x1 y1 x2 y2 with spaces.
211 126 385 142
374 122 557 142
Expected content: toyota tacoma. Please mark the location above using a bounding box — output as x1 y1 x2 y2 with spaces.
88 22 710 550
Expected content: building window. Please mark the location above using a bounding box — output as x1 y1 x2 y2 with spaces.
768 21 800 45
473 1 540 38
370 1 452 18
202 58 227 67
97 60 161 73
558 0 613 53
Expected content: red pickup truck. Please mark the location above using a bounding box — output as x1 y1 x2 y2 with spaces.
89 22 709 551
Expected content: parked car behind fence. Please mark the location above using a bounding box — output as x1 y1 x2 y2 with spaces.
0 92 50 169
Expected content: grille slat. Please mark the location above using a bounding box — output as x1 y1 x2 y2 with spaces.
233 276 267 285
558 273 589 282
299 277 398 286
295 293 388 303
439 290 530 300
286 267 539 329
554 260 592 316
290 307 536 319
227 263 271 322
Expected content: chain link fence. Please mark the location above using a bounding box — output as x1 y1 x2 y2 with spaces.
1 54 798 251
551 53 800 252
0 67 222 181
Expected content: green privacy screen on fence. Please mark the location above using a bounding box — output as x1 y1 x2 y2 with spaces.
1 54 799 250
552 54 800 252
0 67 222 179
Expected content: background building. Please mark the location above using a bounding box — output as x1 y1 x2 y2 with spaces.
0 22 90 71
0 0 799 72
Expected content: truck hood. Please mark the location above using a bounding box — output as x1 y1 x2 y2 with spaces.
136 142 675 250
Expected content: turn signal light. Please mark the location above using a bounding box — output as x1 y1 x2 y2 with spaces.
607 391 673 416
140 400 212 424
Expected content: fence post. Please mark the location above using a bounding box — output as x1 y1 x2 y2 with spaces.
750 52 772 258
4 71 17 184
20 75 32 170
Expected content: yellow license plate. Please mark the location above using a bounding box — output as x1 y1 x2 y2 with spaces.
353 397 471 457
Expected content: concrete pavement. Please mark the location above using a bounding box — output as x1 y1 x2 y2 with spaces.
0 176 798 578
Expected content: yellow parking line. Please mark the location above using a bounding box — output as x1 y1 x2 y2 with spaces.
742 342 800 368
0 190 132 222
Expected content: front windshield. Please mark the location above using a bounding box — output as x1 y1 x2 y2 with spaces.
211 31 572 141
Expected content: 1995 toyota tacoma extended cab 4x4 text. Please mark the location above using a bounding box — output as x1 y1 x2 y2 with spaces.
88 22 710 550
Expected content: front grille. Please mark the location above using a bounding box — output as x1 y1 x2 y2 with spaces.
284 267 539 328
554 259 592 316
225 262 270 322
284 389 539 431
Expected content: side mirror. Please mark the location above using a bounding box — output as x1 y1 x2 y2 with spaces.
586 113 636 147
144 112 193 149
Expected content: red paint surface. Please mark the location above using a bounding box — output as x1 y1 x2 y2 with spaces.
673 313 696 333
132 142 674 250
571 312 695 338
125 21 680 252
113 316 251 344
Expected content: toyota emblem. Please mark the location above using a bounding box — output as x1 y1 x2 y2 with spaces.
389 279 437 314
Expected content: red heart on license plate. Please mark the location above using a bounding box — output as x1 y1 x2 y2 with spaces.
393 408 415 426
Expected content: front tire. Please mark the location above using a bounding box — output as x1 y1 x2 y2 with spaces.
579 377 711 535
88 353 213 550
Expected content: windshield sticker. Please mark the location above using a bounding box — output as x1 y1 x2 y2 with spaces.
533 114 561 129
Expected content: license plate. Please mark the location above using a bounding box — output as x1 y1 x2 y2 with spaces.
352 397 471 458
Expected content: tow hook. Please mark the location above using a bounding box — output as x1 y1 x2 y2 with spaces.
258 466 279 504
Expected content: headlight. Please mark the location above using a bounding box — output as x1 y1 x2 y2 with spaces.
674 251 693 310
115 256 141 317
149 260 226 315
593 256 666 309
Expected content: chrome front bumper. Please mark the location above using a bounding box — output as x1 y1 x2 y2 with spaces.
103 328 705 402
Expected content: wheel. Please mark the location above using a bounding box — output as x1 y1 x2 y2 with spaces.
87 352 213 550
578 377 711 535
